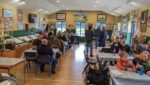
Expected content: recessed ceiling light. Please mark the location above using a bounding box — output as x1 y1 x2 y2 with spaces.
13 0 20 2
95 0 99 3
56 0 60 3
19 1 26 5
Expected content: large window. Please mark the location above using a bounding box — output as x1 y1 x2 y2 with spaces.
56 21 66 33
96 22 106 29
76 22 86 37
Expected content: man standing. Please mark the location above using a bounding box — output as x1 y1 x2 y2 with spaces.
85 25 94 57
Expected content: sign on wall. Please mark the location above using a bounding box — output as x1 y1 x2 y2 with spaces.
74 12 87 22
2 9 13 30
56 13 66 20
140 10 149 32
97 14 107 22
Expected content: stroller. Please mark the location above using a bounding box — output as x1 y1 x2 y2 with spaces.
83 53 109 85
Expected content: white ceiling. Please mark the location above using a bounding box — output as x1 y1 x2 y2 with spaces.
0 0 150 16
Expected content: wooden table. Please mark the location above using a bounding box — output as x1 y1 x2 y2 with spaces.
0 57 26 85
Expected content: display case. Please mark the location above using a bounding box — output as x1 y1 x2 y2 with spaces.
28 35 38 40
18 36 32 42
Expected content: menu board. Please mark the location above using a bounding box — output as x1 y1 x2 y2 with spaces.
2 9 13 30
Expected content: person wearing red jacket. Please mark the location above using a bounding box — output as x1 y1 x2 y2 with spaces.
117 51 136 71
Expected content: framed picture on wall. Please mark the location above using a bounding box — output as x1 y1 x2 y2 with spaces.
56 13 66 20
2 9 13 17
97 14 107 22
141 10 148 24
2 9 13 30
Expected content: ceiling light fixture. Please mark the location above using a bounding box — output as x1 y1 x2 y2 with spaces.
56 0 60 3
19 1 26 5
114 10 122 14
13 0 20 2
129 1 140 6
95 0 99 3
93 5 97 8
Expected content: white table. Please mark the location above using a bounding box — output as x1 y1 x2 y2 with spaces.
109 66 150 85
97 53 134 62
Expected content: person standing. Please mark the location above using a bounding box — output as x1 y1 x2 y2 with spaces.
95 27 100 48
99 26 107 47
85 25 94 57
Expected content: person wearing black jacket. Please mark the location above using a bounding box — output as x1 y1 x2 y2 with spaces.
37 39 57 74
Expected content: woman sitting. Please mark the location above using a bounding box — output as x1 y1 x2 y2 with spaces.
117 51 135 71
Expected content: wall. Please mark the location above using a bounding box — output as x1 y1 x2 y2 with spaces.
127 7 150 37
48 10 117 30
0 3 46 30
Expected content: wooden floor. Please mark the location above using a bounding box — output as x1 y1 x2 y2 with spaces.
25 44 86 85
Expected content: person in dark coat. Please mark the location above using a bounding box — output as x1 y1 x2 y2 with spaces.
85 25 94 57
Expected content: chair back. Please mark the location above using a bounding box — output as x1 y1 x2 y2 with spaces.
24 52 36 61
36 55 51 64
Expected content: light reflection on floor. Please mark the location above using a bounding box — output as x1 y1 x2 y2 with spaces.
74 44 85 62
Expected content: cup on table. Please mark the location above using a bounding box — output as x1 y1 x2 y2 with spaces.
139 66 144 75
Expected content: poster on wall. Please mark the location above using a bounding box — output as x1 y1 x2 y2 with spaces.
140 10 148 32
56 13 66 20
97 14 107 22
17 9 23 30
2 9 13 30
74 12 87 22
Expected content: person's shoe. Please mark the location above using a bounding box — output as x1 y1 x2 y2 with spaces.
51 71 56 74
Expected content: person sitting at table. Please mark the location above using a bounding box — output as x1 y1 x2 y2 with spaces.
132 51 150 76
120 40 132 55
111 37 121 53
37 39 57 74
117 51 136 71
145 41 150 53
131 38 140 54
32 35 43 49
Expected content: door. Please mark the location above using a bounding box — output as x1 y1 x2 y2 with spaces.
76 22 86 37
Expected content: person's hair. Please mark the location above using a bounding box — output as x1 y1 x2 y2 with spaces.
42 39 48 45
141 51 150 57
102 26 105 31
97 27 100 29
119 51 127 57
88 25 93 30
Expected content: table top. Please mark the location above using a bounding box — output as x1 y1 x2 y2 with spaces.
25 48 36 53
97 52 134 60
0 57 25 68
109 66 150 81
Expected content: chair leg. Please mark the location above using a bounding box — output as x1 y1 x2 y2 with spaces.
49 65 51 77
82 64 89 74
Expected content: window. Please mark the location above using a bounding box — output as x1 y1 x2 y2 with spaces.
76 22 86 37
96 22 106 30
56 21 66 33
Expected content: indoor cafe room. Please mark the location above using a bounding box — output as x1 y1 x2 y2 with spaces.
0 0 150 85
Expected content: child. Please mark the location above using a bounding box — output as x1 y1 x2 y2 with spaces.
117 51 135 71
133 51 150 76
